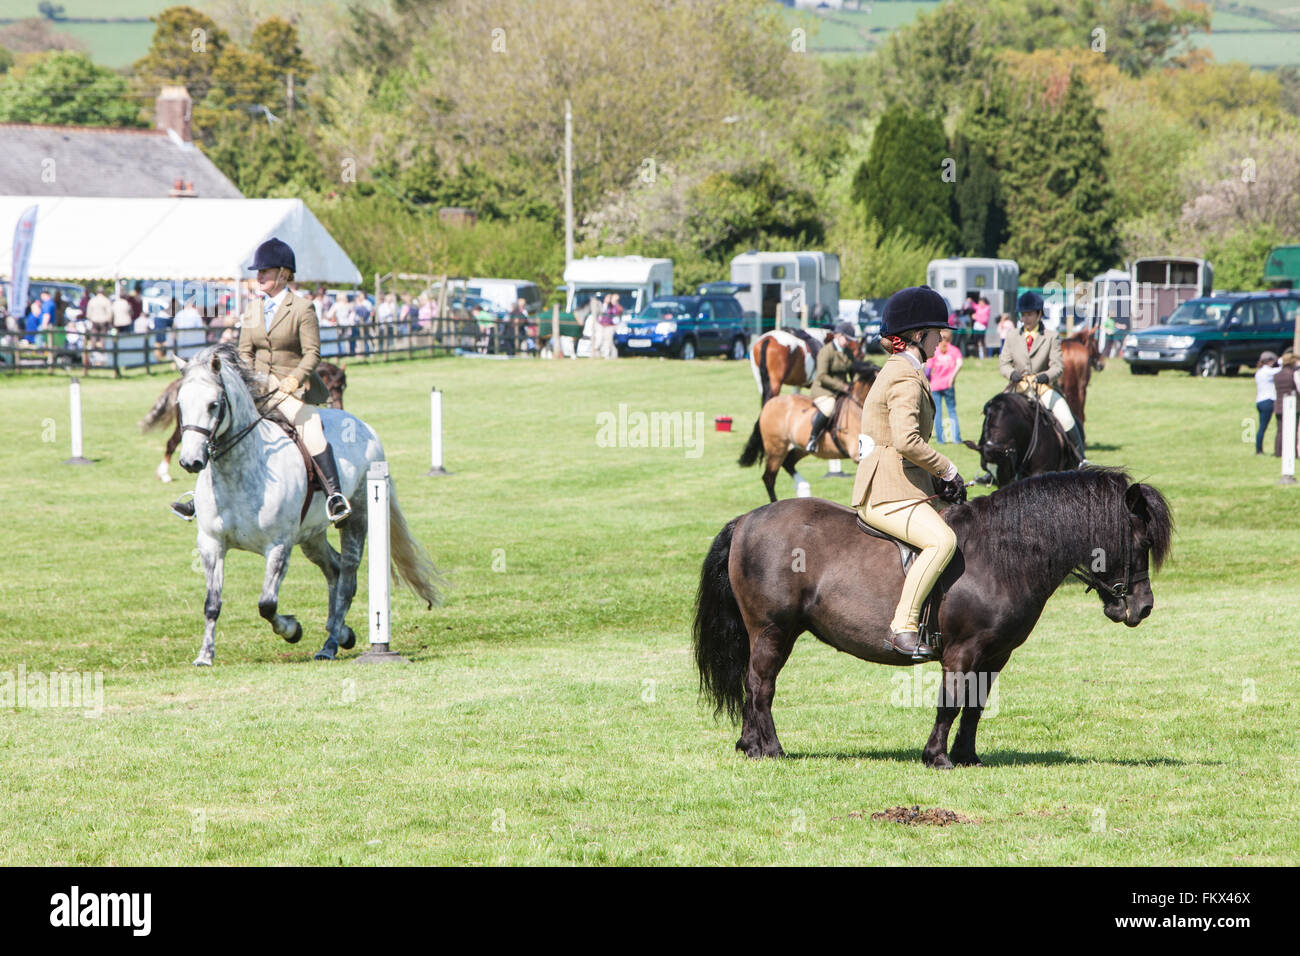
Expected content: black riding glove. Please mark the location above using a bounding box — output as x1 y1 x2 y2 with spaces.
939 475 967 504
1035 372 1050 384
1009 370 1024 384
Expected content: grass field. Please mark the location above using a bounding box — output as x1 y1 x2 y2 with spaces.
0 351 1297 865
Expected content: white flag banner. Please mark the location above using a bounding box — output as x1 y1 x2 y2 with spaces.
10 204 38 316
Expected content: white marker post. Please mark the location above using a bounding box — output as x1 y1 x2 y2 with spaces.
822 458 850 479
64 377 92 465
426 386 450 476
357 461 404 662
1281 393 1296 486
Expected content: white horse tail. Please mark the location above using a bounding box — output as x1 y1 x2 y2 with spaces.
387 483 443 610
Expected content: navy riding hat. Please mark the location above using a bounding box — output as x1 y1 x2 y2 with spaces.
1017 290 1045 315
249 238 296 273
880 286 949 337
833 321 856 337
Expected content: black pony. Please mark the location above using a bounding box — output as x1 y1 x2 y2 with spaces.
693 468 1173 767
964 390 1081 486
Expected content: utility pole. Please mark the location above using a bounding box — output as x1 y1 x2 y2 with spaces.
564 99 574 268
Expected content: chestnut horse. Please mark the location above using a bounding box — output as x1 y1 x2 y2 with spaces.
140 357 347 482
693 469 1172 766
738 362 878 501
1060 326 1105 427
750 327 859 405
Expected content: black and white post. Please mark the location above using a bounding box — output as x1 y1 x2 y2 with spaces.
1280 393 1296 486
426 386 450 477
357 461 405 662
64 377 92 465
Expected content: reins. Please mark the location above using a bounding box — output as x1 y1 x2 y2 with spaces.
179 376 287 461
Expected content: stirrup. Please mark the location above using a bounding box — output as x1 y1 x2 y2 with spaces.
325 493 352 523
170 491 195 521
890 629 940 663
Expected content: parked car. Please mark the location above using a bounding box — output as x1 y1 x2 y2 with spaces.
614 294 749 360
466 278 543 316
1122 291 1300 376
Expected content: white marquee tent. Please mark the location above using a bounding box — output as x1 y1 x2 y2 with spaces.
0 196 361 287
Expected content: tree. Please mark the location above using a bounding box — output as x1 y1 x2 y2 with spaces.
951 131 1007 257
205 116 329 197
0 51 145 127
852 103 958 253
250 16 315 114
133 6 230 107
1079 0 1212 77
0 17 84 54
0 47 13 75
685 158 823 262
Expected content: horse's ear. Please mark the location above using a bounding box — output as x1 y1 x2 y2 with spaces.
210 353 221 375
173 354 188 371
1124 482 1147 518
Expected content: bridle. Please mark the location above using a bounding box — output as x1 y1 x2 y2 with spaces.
1070 556 1149 604
179 376 281 462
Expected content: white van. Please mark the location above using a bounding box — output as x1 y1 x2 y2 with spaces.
466 278 543 316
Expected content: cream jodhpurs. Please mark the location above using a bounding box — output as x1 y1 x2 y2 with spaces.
266 375 327 456
856 497 957 632
1014 379 1076 432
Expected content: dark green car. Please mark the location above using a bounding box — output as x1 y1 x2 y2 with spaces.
1123 292 1300 377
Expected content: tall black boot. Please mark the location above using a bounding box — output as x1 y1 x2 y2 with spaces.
805 410 829 452
311 446 353 523
1067 423 1088 464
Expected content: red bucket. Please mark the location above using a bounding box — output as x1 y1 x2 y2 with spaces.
715 416 733 432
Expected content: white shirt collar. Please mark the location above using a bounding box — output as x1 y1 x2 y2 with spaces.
898 351 924 371
264 287 289 312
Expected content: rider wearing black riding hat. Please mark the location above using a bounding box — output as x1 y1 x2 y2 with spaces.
172 237 352 524
999 290 1087 462
805 321 857 452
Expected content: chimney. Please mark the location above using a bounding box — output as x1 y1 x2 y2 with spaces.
156 86 193 143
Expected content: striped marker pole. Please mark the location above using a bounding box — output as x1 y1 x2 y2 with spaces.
357 461 404 662
822 458 850 479
426 386 450 476
64 377 92 465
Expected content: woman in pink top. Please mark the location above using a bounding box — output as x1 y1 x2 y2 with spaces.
925 328 963 443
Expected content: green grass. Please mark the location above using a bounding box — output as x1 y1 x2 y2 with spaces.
1192 30 1300 65
0 1 163 16
0 352 1297 865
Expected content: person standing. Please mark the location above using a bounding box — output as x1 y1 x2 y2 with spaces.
1273 351 1297 458
972 295 990 359
86 286 112 347
925 328 963 443
1254 352 1278 455
997 312 1014 352
111 290 133 334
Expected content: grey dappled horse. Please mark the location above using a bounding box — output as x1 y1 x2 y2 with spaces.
176 344 440 665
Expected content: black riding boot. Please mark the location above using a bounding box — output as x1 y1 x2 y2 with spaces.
311 446 353 523
805 410 829 452
1067 423 1088 464
170 492 195 521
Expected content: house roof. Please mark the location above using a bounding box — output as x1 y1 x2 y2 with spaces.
0 124 242 199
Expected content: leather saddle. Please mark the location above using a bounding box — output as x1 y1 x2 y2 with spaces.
855 514 945 650
277 419 323 523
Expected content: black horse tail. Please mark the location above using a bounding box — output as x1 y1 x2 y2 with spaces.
693 517 748 723
738 419 764 468
757 337 772 405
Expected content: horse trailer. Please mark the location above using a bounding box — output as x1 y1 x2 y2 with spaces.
563 256 673 317
926 257 1019 351
728 251 840 334
1264 245 1300 290
1129 256 1212 330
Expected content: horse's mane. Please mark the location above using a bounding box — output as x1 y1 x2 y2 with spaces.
851 359 879 383
945 468 1173 593
182 343 289 429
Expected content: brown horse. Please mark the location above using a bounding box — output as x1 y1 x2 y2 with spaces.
141 358 346 482
1060 326 1105 427
738 362 878 501
750 327 862 405
693 469 1172 767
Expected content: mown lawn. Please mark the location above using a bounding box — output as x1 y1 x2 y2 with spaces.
0 351 1296 865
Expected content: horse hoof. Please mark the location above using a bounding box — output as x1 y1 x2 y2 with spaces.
193 657 212 667
283 619 302 644
924 753 954 770
314 643 337 661
339 625 356 650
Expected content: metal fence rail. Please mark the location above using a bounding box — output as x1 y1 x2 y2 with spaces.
0 314 588 377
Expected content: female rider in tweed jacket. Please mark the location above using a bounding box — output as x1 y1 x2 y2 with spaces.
851 286 966 661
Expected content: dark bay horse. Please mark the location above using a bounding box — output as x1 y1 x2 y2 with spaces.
141 358 346 482
963 390 1080 487
694 469 1171 767
750 327 861 405
738 361 878 501
1060 326 1105 426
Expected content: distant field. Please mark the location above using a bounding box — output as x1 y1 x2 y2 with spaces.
0 1 162 14
53 20 154 68
1193 29 1300 65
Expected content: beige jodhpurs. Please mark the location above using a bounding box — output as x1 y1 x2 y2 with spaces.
813 395 835 415
856 497 957 632
266 374 327 456
1014 379 1076 432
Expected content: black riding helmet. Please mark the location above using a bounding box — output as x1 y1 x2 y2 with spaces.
249 237 296 273
880 286 948 338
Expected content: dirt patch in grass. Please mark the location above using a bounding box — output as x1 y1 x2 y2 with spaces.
867 805 975 826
